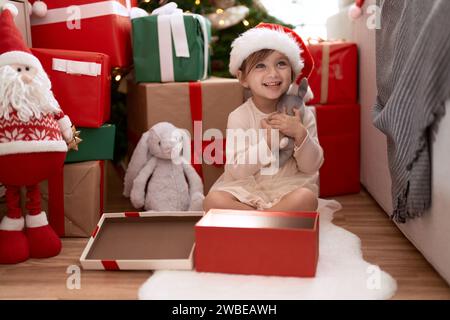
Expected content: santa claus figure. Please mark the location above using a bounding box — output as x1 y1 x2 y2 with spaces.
0 4 76 264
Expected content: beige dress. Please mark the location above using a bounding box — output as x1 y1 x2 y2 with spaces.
209 98 324 210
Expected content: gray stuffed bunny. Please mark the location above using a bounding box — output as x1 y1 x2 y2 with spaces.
123 122 204 211
276 78 310 168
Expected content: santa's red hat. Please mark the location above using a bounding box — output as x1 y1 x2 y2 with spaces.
229 23 314 85
0 5 43 71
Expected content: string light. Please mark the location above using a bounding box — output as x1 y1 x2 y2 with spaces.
216 8 224 14
144 0 151 3
195 0 201 5
112 67 125 83
242 19 249 26
219 19 225 26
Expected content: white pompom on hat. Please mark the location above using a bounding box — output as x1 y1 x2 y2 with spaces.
348 0 365 20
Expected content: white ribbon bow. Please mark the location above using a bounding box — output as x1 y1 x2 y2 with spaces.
151 2 191 82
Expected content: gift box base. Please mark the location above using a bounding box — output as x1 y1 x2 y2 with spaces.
195 209 319 277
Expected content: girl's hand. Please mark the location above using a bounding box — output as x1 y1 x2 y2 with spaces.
267 108 307 146
260 118 285 150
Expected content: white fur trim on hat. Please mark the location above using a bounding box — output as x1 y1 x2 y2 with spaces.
0 50 43 70
229 27 304 77
0 216 24 231
26 212 49 228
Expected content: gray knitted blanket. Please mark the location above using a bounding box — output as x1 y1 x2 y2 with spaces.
373 0 450 223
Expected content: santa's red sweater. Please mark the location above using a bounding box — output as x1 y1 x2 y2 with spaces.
0 110 68 156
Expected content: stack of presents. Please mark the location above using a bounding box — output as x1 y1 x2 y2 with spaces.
2 0 360 277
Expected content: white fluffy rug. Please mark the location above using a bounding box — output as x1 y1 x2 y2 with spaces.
139 199 397 300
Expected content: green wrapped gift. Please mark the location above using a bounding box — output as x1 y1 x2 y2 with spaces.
132 13 211 83
65 124 115 163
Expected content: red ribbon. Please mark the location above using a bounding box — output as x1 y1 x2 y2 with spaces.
188 82 226 178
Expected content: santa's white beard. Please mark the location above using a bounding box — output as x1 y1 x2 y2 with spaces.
0 65 61 123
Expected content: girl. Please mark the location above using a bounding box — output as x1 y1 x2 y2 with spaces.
203 23 324 212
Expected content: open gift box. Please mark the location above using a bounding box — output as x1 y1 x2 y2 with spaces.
195 209 319 277
80 211 203 270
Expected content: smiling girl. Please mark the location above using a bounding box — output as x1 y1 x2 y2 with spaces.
203 23 324 212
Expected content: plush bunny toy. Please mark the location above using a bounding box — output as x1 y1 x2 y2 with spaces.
277 78 310 168
123 122 204 211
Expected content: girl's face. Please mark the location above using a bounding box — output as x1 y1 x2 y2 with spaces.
239 50 292 103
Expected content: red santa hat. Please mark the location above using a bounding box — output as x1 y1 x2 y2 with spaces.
0 5 44 71
229 23 314 85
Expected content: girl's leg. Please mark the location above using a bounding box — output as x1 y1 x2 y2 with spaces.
203 191 255 212
266 187 318 212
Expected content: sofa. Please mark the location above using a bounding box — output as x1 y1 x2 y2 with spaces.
327 0 450 284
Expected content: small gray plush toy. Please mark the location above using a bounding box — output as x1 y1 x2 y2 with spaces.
276 78 310 168
123 122 204 211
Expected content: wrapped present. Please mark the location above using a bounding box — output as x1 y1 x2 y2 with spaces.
308 104 361 197
65 124 116 163
307 41 358 105
195 209 319 277
40 161 105 237
132 13 211 82
29 0 137 67
127 77 244 192
31 48 111 128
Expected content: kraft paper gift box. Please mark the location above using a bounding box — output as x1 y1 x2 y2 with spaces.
308 103 361 197
40 161 105 237
29 0 137 68
31 48 111 128
132 13 211 82
195 209 319 277
127 77 245 193
307 42 358 105
65 124 116 163
80 211 203 270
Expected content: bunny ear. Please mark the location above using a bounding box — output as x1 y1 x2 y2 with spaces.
297 78 309 99
295 77 314 103
123 131 152 197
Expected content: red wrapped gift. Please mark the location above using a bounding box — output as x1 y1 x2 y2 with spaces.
29 0 137 67
31 48 111 128
307 42 358 105
309 104 361 197
195 209 319 277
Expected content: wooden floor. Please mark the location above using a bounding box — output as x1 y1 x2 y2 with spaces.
1 164 449 300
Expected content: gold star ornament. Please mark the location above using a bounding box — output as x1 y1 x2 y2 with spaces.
67 125 82 151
